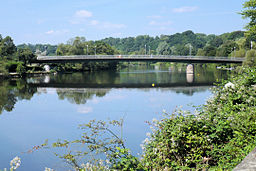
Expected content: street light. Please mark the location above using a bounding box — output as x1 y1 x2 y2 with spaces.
149 46 150 55
86 45 88 55
234 47 236 57
189 44 192 56
94 46 97 56
145 44 147 55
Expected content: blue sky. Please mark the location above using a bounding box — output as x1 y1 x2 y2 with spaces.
0 0 247 45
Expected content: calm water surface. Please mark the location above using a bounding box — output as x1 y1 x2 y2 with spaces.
0 65 228 170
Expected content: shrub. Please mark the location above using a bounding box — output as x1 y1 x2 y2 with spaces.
142 67 256 170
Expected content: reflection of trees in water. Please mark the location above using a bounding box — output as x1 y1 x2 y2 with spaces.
51 72 119 85
173 87 210 96
0 79 37 114
57 89 110 104
138 86 210 96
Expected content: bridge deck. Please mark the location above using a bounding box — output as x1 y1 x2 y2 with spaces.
36 55 244 63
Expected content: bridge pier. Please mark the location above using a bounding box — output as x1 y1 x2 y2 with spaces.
186 64 194 83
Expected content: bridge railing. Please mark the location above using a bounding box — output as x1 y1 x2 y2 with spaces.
37 55 245 61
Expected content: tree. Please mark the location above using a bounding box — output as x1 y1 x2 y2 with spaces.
241 0 256 39
203 45 217 56
196 48 206 56
17 48 35 65
209 37 224 47
0 36 16 59
216 41 239 57
156 41 171 55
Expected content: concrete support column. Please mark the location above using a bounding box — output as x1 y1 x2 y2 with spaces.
186 64 194 83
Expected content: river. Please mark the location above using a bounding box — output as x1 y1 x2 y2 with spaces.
0 64 228 170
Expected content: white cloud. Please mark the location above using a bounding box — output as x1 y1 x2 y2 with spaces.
77 106 93 114
172 6 198 13
149 20 172 26
45 30 54 34
90 20 99 26
147 15 163 19
70 10 93 24
75 10 93 18
45 29 69 35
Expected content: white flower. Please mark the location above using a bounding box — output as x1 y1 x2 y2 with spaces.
45 168 54 171
224 82 235 89
143 138 150 144
10 156 21 170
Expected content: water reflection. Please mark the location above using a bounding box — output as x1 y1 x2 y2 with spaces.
0 79 37 114
0 65 227 114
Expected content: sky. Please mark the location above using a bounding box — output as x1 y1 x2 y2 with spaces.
0 0 248 45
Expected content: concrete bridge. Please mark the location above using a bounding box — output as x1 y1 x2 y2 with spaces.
36 55 244 64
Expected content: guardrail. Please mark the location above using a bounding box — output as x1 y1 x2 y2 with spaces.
36 55 245 63
36 55 244 60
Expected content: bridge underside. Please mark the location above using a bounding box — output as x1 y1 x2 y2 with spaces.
35 56 244 64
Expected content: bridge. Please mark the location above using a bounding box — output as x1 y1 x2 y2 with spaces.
36 55 244 64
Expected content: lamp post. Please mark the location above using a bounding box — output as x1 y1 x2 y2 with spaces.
86 45 88 55
94 46 97 56
145 44 147 56
149 46 150 55
234 47 236 57
189 44 192 56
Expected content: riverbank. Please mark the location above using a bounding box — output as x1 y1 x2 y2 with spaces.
0 71 52 78
142 66 256 170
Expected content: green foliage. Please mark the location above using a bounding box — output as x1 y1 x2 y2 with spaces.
40 119 143 170
142 67 256 170
216 40 239 57
102 30 245 57
17 48 35 65
17 43 57 56
0 36 16 60
203 45 217 56
244 49 256 66
54 37 119 71
0 60 8 75
196 48 205 56
156 41 171 55
16 63 26 76
110 147 143 170
56 37 116 56
241 0 256 39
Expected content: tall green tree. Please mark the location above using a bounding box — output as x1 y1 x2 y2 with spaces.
241 0 256 39
17 48 35 65
0 36 16 59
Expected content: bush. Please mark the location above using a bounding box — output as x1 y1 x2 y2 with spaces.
142 67 256 170
244 50 256 66
16 63 26 76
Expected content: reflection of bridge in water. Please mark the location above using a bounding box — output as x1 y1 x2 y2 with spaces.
30 82 214 89
36 55 244 64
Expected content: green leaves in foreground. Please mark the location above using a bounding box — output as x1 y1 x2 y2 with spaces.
142 67 256 170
